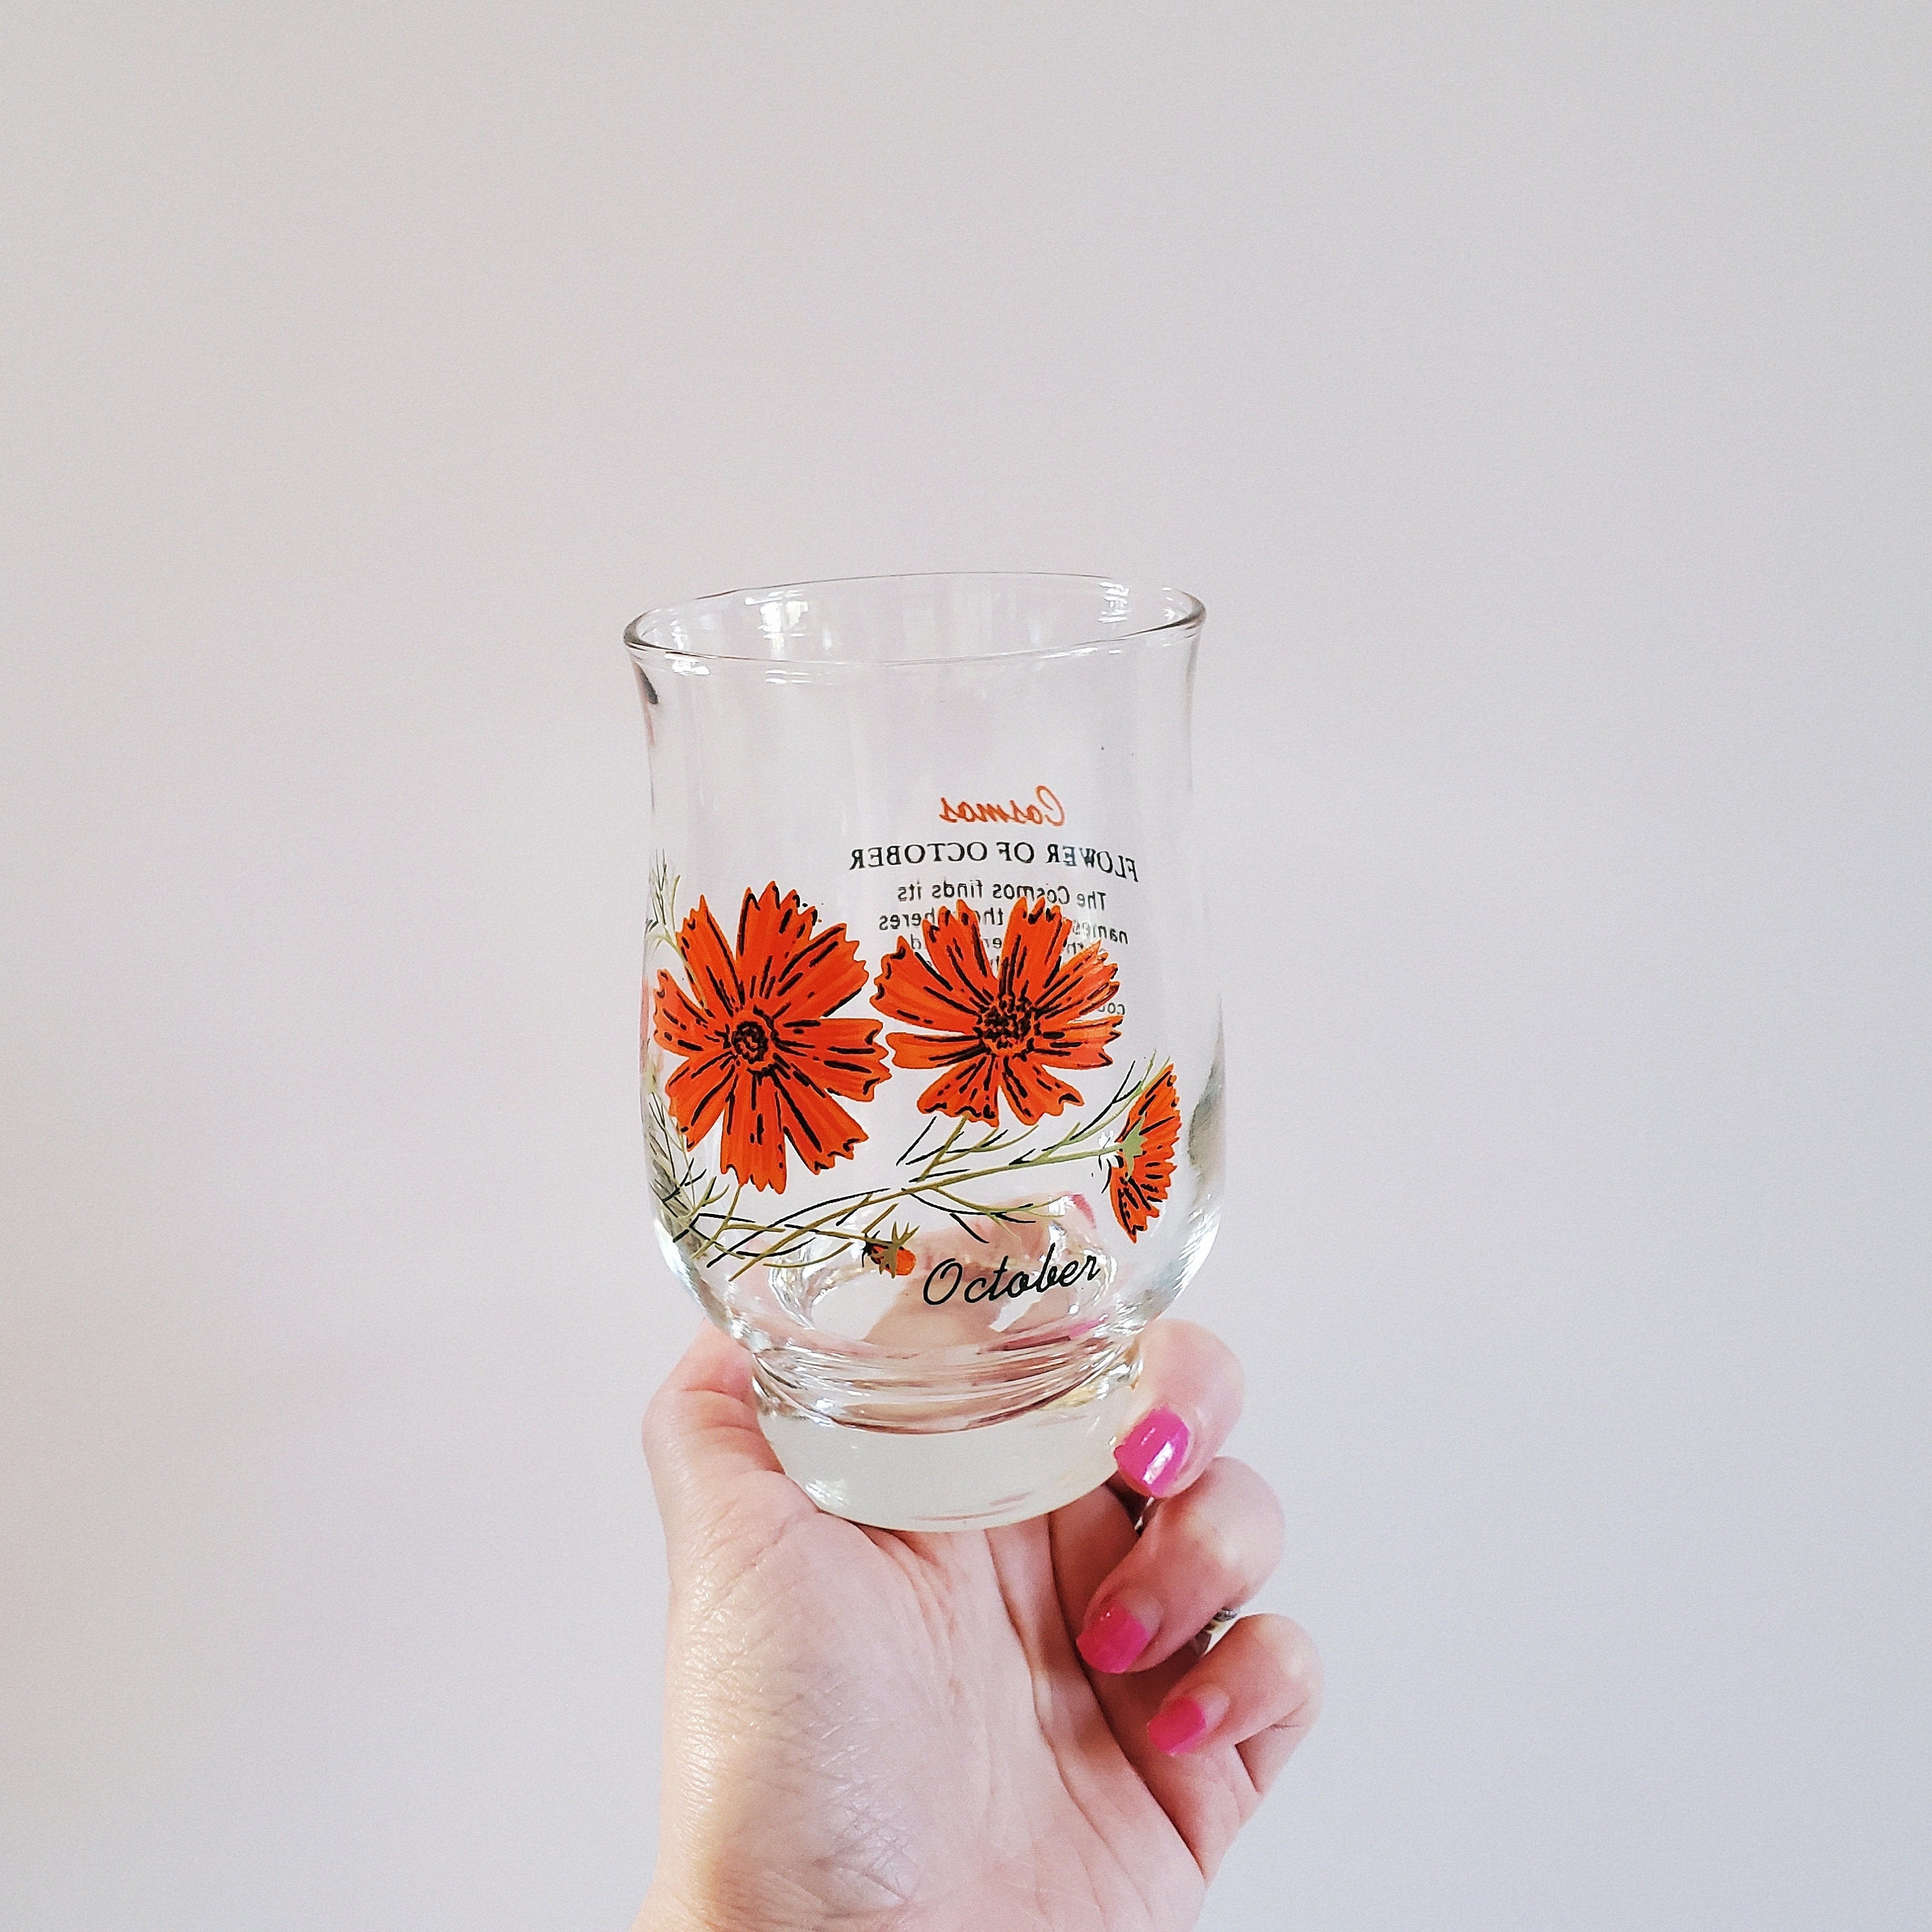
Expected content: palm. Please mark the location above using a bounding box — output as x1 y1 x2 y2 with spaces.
649 1366 1259 1932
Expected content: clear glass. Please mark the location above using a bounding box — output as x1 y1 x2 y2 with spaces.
626 573 1222 1529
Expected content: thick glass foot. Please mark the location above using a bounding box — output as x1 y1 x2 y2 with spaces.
755 1355 1140 1531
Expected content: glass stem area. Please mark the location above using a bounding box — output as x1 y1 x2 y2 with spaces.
753 1343 1142 1531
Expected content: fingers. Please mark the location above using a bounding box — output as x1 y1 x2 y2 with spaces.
1074 1456 1283 1674
1144 1613 1323 1795
1110 1318 1244 1501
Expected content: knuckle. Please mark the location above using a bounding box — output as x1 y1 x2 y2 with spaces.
1141 1317 1244 1429
1258 1615 1325 1710
1223 1344 1246 1424
1180 1507 1244 1584
1189 1322 1246 1423
640 1385 677 1462
1224 1457 1286 1546
1161 1458 1285 1587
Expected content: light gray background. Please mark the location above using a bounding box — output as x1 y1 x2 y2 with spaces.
3 5 1926 1928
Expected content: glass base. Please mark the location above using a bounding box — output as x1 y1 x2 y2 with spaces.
755 1354 1139 1531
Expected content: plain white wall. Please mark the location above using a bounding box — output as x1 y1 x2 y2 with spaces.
3 5 1927 1927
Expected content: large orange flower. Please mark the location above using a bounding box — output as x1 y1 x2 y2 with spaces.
871 898 1121 1125
1108 1065 1180 1240
652 885 887 1192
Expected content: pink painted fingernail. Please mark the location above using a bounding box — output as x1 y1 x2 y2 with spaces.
1115 1406 1189 1495
1076 1600 1151 1675
1148 1685 1229 1756
1148 1695 1212 1756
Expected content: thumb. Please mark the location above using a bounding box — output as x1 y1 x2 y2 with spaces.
641 1321 809 1557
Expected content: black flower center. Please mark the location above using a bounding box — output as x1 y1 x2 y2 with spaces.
977 996 1036 1055
729 1016 776 1068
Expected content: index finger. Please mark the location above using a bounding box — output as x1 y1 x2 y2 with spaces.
1110 1317 1245 1501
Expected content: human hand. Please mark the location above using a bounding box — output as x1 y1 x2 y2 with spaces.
635 1319 1321 1932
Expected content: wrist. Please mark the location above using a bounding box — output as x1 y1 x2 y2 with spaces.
633 1888 723 1932
636 1876 942 1932
635 1881 820 1932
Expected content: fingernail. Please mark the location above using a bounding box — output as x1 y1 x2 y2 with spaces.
1147 1697 1210 1756
1148 1686 1229 1756
1076 1600 1151 1675
1115 1406 1189 1495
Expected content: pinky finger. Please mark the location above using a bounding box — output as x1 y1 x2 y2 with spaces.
1144 1613 1323 1795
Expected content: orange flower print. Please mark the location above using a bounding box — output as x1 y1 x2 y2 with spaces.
652 885 887 1193
1108 1065 1180 1241
871 898 1121 1126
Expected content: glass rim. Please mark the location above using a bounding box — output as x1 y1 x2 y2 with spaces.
624 570 1205 670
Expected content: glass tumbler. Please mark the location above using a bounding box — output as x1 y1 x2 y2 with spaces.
626 574 1222 1530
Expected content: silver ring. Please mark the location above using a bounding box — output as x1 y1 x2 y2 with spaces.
1195 1606 1239 1650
